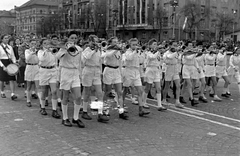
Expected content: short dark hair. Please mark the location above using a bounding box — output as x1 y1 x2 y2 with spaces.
1 34 9 40
108 36 118 44
129 38 138 43
148 38 157 46
89 35 98 42
67 31 78 38
40 38 48 45
51 34 58 39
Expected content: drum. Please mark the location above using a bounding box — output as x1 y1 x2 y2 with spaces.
6 63 19 76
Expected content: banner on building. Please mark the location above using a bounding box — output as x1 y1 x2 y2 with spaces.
183 17 188 30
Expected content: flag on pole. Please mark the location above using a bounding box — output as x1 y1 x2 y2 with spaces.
182 17 188 30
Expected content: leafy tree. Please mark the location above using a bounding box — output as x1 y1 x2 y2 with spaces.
181 1 210 39
216 12 234 41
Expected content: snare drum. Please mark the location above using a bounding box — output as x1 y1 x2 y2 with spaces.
6 63 19 76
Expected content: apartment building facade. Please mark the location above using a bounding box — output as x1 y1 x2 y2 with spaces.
15 0 59 35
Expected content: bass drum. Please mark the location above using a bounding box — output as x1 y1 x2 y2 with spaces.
6 63 19 76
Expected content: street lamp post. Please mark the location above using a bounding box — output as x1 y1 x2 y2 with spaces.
232 9 237 44
170 0 178 39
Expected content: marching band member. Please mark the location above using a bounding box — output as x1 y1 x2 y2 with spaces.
162 41 184 108
216 46 230 98
56 31 85 127
122 38 150 117
0 34 17 100
102 36 128 120
19 35 38 99
24 39 41 107
228 48 240 94
204 45 222 101
182 48 200 106
81 35 109 123
142 39 167 111
38 38 61 119
195 47 208 103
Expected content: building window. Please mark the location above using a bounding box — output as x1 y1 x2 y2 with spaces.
163 17 168 27
163 31 168 36
40 10 42 14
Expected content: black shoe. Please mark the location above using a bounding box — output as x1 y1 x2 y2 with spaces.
139 107 150 117
166 94 171 98
108 92 115 98
180 96 186 104
11 95 17 100
97 114 110 123
209 93 214 97
221 93 230 98
190 99 199 106
18 84 21 87
40 108 47 115
1 93 6 98
45 100 48 106
199 96 208 103
157 106 167 111
193 92 199 95
62 119 72 127
32 93 38 99
119 112 129 120
24 93 27 98
147 92 154 99
52 110 61 119
226 92 231 96
72 119 85 128
26 102 32 107
82 112 92 120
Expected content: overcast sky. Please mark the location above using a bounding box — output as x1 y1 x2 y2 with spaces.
0 0 29 10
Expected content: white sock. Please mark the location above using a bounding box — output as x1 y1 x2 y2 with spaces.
26 91 31 102
45 97 48 101
11 93 15 96
222 88 227 94
98 102 103 114
83 101 88 112
142 92 147 104
73 104 81 120
62 104 68 120
32 91 36 95
24 90 27 94
238 83 240 94
40 99 45 108
38 92 43 105
1 91 4 94
57 98 61 103
51 99 57 110
156 93 163 107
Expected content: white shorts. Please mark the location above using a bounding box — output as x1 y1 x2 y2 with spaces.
165 65 179 81
39 67 57 86
182 65 199 79
145 67 161 83
82 66 101 87
24 65 39 81
59 67 80 90
204 65 216 77
198 67 205 79
103 67 122 85
216 66 228 78
123 67 142 87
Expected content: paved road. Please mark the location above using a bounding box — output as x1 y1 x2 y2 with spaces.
0 80 240 156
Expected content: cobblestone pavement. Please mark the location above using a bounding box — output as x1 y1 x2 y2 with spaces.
0 80 240 156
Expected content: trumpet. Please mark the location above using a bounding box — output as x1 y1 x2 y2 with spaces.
49 41 79 56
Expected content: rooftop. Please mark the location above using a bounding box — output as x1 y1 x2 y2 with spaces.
16 0 59 10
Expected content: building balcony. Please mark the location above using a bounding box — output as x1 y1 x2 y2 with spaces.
116 24 153 30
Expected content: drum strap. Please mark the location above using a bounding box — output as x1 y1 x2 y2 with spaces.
0 44 13 63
